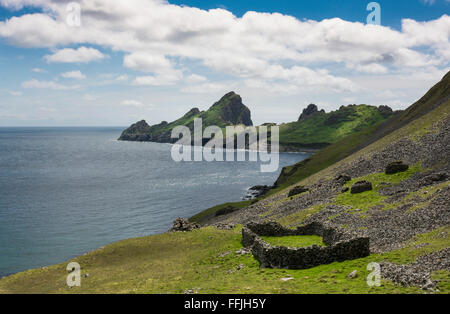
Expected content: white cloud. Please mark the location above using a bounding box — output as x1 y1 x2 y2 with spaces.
45 47 107 63
61 70 86 79
120 99 144 107
186 74 207 84
22 79 78 90
116 74 129 81
8 90 22 96
1 0 447 91
0 0 449 125
32 67 45 73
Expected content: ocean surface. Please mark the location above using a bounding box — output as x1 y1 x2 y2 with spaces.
0 127 309 277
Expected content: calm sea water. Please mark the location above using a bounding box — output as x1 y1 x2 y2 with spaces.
0 127 309 277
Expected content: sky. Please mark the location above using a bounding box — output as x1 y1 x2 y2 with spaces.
0 0 449 126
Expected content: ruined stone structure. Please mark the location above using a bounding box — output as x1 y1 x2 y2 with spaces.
242 222 370 269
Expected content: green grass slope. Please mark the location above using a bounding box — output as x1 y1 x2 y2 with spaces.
118 92 253 142
278 104 393 150
191 71 449 223
274 71 450 191
2 225 449 294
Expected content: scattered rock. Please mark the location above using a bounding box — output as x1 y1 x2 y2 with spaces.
235 248 251 255
385 161 409 174
214 223 236 230
424 172 448 184
184 288 201 294
170 218 200 232
341 187 349 193
336 174 352 184
281 277 294 282
288 185 309 197
347 270 358 279
243 185 272 200
351 181 373 194
236 264 245 271
219 251 231 258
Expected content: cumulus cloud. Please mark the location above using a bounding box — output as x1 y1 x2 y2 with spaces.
61 70 86 79
22 79 78 90
120 99 144 107
45 47 107 63
0 0 449 92
31 67 45 73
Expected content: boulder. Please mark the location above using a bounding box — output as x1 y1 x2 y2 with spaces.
336 174 352 184
351 181 373 194
288 185 309 197
385 161 409 174
170 218 200 232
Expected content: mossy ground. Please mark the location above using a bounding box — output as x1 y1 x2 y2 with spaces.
1 226 448 294
261 235 325 248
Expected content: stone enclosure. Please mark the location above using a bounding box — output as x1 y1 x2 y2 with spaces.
242 221 370 269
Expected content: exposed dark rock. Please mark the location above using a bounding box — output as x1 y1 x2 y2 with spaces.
378 105 394 118
288 185 309 197
341 187 350 193
422 172 449 185
170 218 200 232
213 223 236 230
118 120 151 141
336 174 352 185
298 104 324 121
212 91 253 126
385 161 409 174
351 181 373 194
243 185 272 200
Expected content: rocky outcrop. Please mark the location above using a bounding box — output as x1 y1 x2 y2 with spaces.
243 185 272 200
385 161 409 174
170 218 200 232
118 92 253 144
118 120 151 141
288 185 309 197
298 104 324 121
351 181 373 194
212 92 253 126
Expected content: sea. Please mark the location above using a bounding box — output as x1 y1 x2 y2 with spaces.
0 127 310 277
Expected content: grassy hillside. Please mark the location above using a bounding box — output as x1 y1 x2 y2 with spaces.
272 71 450 192
1 73 448 294
2 225 449 294
278 104 392 150
118 92 253 142
191 71 449 224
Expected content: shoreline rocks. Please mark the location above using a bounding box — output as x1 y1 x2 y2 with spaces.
170 218 200 232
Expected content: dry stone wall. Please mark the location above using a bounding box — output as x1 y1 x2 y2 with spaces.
242 221 370 269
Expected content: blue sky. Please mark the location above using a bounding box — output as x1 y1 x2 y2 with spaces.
171 0 449 28
0 0 449 126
